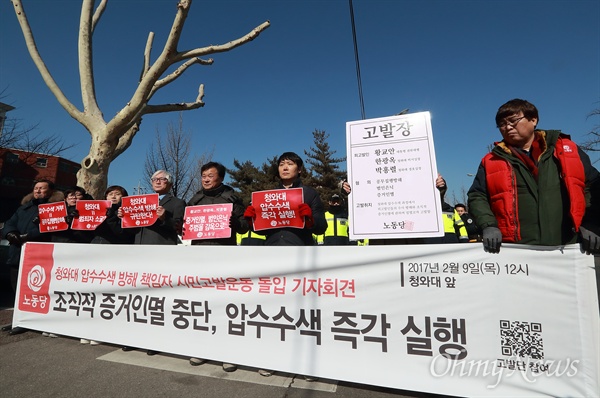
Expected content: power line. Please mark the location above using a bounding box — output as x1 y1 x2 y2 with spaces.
349 0 365 120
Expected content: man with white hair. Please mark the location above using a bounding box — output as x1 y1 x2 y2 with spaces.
131 170 185 245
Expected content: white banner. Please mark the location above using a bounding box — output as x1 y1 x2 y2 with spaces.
14 243 599 397
346 112 443 239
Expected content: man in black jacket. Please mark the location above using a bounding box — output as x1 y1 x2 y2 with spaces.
2 179 63 334
132 170 185 245
246 152 327 246
186 162 248 246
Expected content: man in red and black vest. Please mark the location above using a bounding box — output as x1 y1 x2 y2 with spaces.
468 98 600 254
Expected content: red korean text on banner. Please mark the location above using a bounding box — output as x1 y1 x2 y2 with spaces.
251 188 304 231
38 202 68 233
71 200 112 231
120 194 159 228
183 203 233 240
18 243 54 314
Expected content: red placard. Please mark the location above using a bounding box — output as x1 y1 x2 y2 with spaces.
71 200 112 231
18 243 54 314
183 203 233 240
120 194 159 228
38 202 68 233
251 188 304 231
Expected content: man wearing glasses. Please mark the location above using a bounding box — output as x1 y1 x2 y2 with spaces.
468 98 600 255
132 170 185 245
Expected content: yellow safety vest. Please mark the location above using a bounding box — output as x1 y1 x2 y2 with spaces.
236 231 266 245
324 211 349 238
442 211 467 239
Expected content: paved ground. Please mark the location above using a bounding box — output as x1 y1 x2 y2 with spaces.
0 277 448 398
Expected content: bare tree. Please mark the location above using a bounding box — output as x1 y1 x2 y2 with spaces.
0 116 76 158
580 108 600 164
11 0 270 199
1 89 76 157
143 113 213 201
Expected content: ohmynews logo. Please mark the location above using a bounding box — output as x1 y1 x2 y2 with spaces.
429 352 579 389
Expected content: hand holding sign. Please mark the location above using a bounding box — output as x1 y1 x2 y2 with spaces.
38 202 68 233
297 203 314 228
71 200 112 231
182 204 233 240
250 188 305 231
120 194 159 228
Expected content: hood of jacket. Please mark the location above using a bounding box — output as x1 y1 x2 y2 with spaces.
20 190 65 205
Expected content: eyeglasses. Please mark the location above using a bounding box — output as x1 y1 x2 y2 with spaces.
151 177 168 182
497 115 526 129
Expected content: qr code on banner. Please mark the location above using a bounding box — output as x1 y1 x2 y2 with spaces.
500 320 544 360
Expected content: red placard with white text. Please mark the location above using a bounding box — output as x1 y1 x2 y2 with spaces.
71 200 112 231
38 202 68 233
120 194 159 228
251 188 304 231
182 203 233 240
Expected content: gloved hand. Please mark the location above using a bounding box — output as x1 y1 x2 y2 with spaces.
65 209 80 224
229 214 241 231
32 216 40 224
482 227 502 254
5 232 22 245
579 226 600 255
297 203 314 229
244 205 256 220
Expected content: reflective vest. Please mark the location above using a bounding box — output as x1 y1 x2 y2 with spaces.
324 211 349 238
236 231 266 245
442 210 468 240
314 211 350 245
482 136 586 241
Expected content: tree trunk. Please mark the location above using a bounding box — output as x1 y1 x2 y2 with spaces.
78 132 117 200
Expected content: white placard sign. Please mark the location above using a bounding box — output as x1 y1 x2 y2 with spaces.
12 242 599 397
346 112 443 239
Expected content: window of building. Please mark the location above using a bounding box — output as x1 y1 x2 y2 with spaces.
1 176 15 186
6 152 19 163
36 157 48 168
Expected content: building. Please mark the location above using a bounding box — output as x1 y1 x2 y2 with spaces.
0 147 80 222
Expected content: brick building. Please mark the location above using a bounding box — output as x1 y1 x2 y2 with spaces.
0 147 80 221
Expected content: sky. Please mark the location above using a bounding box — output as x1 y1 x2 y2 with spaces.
1 0 599 201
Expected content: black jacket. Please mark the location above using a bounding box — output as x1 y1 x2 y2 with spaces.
91 203 135 244
2 191 64 267
187 184 248 245
133 193 185 245
261 179 327 246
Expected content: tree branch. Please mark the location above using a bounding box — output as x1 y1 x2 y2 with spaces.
140 32 155 81
11 0 84 123
79 0 103 121
175 20 270 61
144 85 204 115
108 0 192 134
91 0 107 33
114 122 141 158
150 57 212 97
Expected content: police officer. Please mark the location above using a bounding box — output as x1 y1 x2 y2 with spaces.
316 194 351 245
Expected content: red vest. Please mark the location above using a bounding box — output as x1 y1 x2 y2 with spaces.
482 136 586 242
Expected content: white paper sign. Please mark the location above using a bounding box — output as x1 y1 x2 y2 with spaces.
346 112 443 239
